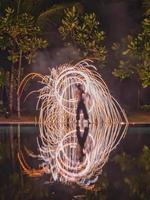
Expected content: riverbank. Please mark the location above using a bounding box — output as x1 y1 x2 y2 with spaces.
0 111 149 124
127 111 150 124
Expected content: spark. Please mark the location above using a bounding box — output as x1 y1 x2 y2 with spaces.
18 59 128 189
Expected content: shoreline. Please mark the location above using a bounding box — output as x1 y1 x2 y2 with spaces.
0 112 149 125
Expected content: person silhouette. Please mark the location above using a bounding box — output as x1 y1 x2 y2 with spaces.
75 84 89 122
76 124 89 162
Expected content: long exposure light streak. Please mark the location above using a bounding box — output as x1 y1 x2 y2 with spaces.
18 59 128 189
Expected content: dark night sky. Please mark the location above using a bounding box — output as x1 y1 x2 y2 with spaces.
80 0 142 41
45 0 143 41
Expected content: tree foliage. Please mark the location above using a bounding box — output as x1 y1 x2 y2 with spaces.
0 7 48 64
112 5 150 88
0 7 48 114
59 6 107 65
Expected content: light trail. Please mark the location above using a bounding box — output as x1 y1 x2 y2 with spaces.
18 59 128 189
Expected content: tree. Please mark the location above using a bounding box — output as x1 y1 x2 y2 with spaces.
59 6 107 66
112 10 150 87
112 4 150 108
0 69 5 87
0 7 48 117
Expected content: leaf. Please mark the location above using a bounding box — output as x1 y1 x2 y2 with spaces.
122 49 130 55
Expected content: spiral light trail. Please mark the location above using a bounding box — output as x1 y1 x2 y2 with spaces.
18 59 128 189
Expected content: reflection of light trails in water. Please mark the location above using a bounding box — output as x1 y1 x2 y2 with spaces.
18 59 128 189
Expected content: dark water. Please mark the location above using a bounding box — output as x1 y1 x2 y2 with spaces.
0 124 150 200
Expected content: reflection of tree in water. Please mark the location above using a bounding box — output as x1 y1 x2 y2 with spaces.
113 145 150 200
0 126 49 200
0 125 150 200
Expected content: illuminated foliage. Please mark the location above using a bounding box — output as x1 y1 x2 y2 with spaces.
59 6 107 65
0 7 48 64
112 6 150 88
0 7 48 113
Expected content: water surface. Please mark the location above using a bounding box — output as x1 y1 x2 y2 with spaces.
0 124 150 200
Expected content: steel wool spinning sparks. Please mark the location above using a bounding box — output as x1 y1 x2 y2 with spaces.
18 59 128 189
